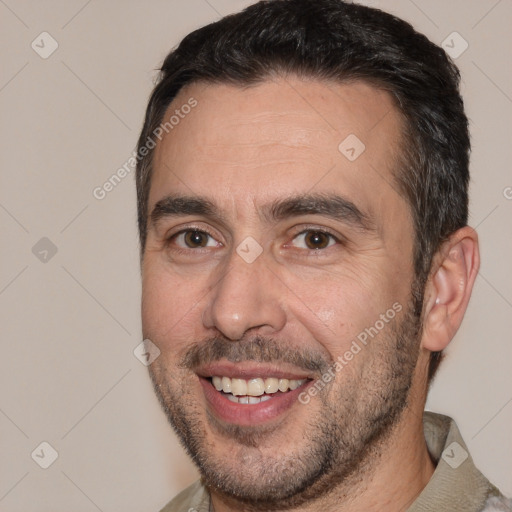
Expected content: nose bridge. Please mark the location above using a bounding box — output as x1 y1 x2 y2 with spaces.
202 243 286 340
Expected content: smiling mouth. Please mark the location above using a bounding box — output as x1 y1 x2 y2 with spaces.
209 376 309 404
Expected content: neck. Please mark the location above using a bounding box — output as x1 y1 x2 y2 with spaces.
332 405 435 512
210 403 435 512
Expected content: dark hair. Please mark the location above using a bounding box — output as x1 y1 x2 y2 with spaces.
136 0 470 382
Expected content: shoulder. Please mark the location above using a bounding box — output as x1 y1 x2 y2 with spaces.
158 480 210 512
482 494 512 511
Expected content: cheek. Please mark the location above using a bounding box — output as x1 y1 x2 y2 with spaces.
141 259 207 354
283 262 408 358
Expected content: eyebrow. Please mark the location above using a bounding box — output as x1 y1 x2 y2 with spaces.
150 193 375 232
262 193 374 232
151 195 226 227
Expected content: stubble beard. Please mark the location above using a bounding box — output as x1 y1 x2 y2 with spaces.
147 299 422 510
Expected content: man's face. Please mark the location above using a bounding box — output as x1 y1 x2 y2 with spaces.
142 78 420 506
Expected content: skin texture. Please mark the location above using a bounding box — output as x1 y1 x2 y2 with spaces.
141 77 480 512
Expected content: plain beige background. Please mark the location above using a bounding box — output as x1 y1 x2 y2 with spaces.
0 0 511 510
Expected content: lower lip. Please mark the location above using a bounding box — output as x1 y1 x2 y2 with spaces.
199 378 311 426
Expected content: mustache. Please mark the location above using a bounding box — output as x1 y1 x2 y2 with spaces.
179 335 331 376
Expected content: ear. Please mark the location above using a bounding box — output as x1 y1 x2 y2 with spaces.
421 226 480 352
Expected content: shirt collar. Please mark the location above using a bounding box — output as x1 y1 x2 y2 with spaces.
165 412 497 512
408 411 495 511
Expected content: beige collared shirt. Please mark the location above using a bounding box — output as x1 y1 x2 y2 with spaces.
159 412 511 512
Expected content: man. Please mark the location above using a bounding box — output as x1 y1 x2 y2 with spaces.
136 1 511 510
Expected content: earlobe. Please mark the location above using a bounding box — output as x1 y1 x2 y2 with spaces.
421 227 480 352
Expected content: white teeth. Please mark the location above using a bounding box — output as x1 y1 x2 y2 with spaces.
231 378 248 396
227 394 239 403
222 376 231 393
211 376 306 399
226 394 272 404
289 379 300 390
278 378 289 392
212 376 223 391
247 378 265 396
265 378 279 393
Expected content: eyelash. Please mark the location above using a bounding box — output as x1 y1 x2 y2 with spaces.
165 225 342 254
166 227 219 255
288 226 341 246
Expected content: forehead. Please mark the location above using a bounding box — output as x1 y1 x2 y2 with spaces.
149 77 408 228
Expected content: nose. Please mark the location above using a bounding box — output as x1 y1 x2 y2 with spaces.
201 247 287 341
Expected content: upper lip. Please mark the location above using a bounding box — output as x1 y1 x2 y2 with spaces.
195 360 315 380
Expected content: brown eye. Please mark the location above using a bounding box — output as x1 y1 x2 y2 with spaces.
291 230 337 250
304 231 331 249
183 230 210 248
